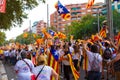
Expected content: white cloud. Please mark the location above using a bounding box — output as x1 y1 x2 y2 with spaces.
5 0 104 40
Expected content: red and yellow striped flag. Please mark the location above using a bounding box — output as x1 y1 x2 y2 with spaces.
99 28 106 38
116 32 120 45
67 54 80 80
86 0 95 8
48 53 59 80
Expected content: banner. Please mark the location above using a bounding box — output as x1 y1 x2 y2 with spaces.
0 0 6 13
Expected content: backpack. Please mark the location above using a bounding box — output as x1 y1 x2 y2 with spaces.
89 55 100 72
102 48 112 60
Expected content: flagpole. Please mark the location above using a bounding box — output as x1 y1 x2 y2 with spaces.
47 2 49 28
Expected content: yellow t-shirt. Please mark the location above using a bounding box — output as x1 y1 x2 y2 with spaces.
0 50 3 55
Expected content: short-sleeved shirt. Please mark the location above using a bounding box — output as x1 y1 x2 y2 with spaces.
86 50 102 72
14 59 34 80
33 65 52 80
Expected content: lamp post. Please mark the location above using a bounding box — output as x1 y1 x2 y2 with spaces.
106 0 113 38
97 8 100 33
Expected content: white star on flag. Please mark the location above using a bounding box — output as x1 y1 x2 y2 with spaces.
58 7 64 13
54 51 58 56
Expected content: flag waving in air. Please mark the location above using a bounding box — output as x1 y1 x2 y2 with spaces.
86 0 95 8
55 0 71 20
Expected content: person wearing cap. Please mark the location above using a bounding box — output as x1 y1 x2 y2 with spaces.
33 54 58 80
14 50 34 80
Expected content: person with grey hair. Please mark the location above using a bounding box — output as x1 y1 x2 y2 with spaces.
14 50 34 80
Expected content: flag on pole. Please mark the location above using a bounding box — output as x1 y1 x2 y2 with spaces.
86 0 95 8
55 0 71 20
99 27 107 38
0 0 6 13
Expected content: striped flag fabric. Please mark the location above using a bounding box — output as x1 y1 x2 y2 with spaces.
86 0 95 8
99 27 107 38
67 54 80 80
116 32 120 45
55 1 71 20
0 0 6 13
48 46 59 80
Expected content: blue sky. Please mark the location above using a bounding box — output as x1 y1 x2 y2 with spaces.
5 0 104 40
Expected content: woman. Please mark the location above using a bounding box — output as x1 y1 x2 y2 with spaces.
61 44 71 80
73 45 80 71
33 54 58 80
83 43 102 80
14 50 34 80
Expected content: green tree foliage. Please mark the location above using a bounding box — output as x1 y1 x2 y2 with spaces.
0 0 45 30
113 10 120 34
0 31 6 46
67 14 105 39
15 32 41 45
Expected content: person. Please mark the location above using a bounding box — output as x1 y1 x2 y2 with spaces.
83 43 102 80
14 50 34 80
72 45 80 71
61 44 71 80
108 40 120 80
33 54 58 80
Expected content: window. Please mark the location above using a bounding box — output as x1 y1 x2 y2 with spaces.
93 14 97 16
81 12 86 14
87 9 91 12
81 7 85 10
92 8 98 12
71 7 80 10
71 17 76 20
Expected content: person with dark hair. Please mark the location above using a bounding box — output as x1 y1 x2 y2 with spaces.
14 50 34 80
61 44 71 80
83 43 102 80
72 45 80 71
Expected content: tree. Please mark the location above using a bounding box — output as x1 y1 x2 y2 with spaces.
113 10 120 34
0 31 6 46
15 32 41 45
0 0 45 30
67 14 105 39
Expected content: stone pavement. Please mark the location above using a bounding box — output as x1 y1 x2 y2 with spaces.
0 60 8 80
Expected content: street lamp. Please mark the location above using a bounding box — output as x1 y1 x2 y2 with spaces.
97 8 100 33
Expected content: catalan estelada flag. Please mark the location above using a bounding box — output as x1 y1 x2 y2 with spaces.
0 0 6 13
48 46 59 80
99 27 107 38
86 0 95 8
55 1 71 20
67 54 80 80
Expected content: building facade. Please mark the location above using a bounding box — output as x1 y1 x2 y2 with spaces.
31 20 47 34
50 2 106 32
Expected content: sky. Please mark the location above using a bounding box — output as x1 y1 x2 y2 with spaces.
5 0 104 40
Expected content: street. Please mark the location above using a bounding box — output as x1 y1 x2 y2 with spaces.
2 60 115 80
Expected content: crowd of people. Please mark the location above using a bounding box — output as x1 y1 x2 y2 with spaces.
0 37 120 80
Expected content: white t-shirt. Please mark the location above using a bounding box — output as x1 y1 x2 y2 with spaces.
86 50 102 72
4 50 9 57
69 46 74 53
14 59 34 80
33 65 52 80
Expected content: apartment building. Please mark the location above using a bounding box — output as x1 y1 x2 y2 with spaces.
50 2 105 32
